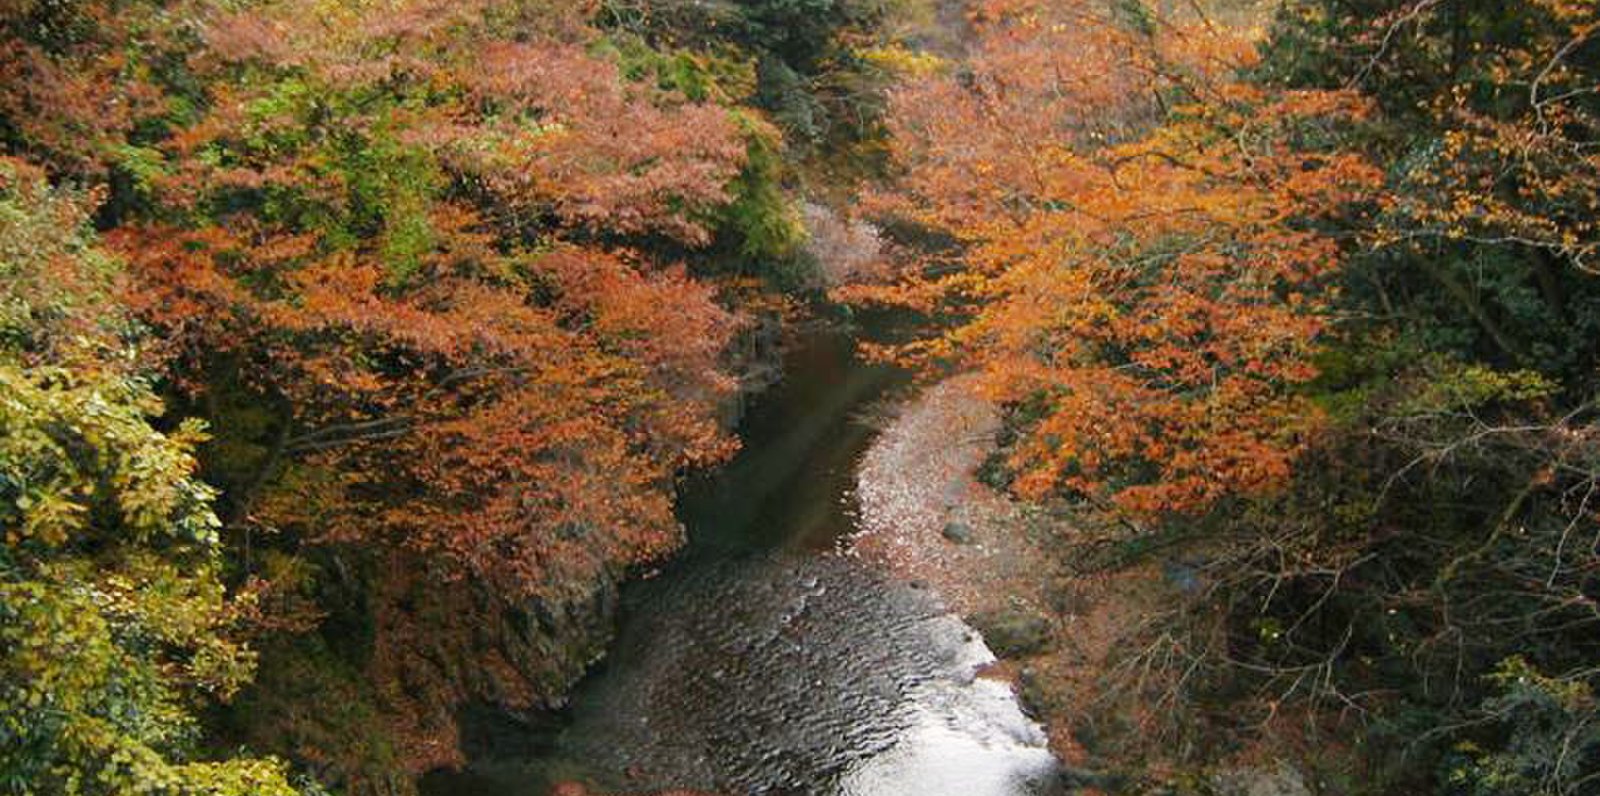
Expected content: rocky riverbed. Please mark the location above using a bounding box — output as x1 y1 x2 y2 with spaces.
425 325 1064 796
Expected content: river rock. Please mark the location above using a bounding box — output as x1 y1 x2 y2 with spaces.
942 521 976 544
971 608 1052 657
1015 666 1054 717
1211 762 1313 796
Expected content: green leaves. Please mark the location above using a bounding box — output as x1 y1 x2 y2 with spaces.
0 365 219 547
1395 360 1557 417
1 167 301 795
721 110 806 264
1445 657 1600 795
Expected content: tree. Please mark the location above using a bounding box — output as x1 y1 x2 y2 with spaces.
846 0 1380 515
0 158 302 796
889 2 1600 789
1264 0 1600 377
0 0 772 787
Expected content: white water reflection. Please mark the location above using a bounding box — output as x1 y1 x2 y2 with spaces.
535 555 1061 795
842 617 1057 796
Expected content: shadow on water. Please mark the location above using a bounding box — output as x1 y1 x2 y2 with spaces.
421 317 1060 796
674 321 905 557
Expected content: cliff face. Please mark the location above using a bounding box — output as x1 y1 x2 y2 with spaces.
224 549 620 795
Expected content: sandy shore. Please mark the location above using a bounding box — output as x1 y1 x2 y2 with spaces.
852 375 1046 615
851 376 1168 776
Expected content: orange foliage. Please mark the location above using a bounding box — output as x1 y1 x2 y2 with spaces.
112 219 737 599
1372 1 1600 273
167 0 748 245
846 0 1381 515
0 0 762 776
456 42 749 244
22 0 761 600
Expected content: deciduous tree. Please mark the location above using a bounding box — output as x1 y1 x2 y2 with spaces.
847 0 1380 515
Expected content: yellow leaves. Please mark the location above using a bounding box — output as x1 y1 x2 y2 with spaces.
1396 358 1558 417
1 175 289 792
858 43 950 77
2 361 222 547
3 407 284 792
169 758 302 796
16 488 88 548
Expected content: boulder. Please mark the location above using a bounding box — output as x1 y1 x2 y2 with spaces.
971 608 1052 657
1211 762 1312 796
942 521 976 544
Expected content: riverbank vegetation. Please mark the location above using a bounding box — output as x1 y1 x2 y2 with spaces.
6 0 1600 794
1 1 901 792
847 0 1600 791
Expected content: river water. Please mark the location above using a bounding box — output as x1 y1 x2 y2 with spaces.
421 323 1061 795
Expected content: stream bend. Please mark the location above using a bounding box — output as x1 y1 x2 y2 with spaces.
425 324 1061 795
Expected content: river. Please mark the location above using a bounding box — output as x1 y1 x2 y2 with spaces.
420 321 1061 795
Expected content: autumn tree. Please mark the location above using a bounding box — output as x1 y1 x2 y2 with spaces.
0 0 807 789
1232 1 1600 789
847 0 1380 515
854 1 1600 790
119 1 754 783
1265 0 1600 377
0 158 303 796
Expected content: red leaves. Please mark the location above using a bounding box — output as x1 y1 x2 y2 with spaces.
3 0 759 781
458 42 747 244
153 0 753 249
57 0 757 603
115 212 738 598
